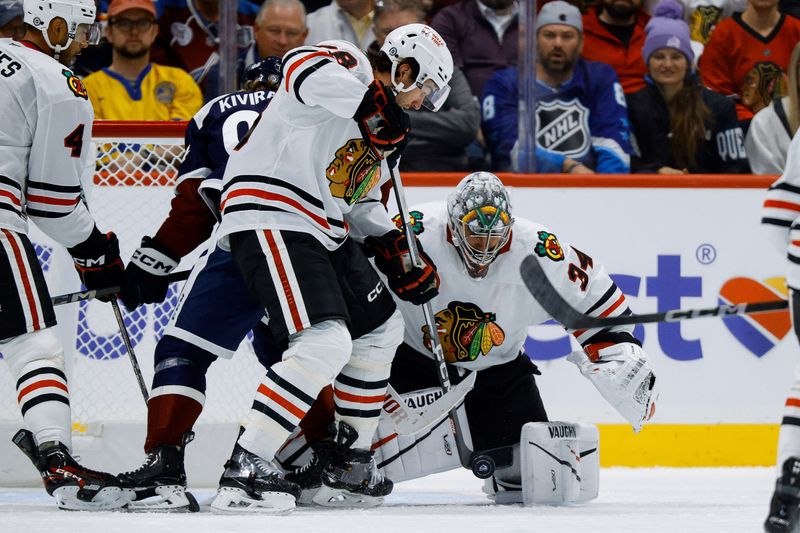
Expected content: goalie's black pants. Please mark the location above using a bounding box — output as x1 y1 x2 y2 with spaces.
389 344 548 452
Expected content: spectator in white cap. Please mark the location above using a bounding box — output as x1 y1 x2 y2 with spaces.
625 0 748 174
481 0 632 173
0 0 23 39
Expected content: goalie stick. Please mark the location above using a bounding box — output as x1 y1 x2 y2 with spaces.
519 255 788 329
388 166 511 478
51 269 192 306
383 377 475 436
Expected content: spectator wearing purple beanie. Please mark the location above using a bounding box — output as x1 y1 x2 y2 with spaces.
625 0 749 174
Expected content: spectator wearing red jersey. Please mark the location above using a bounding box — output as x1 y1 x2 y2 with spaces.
431 0 518 98
700 0 800 126
581 0 650 94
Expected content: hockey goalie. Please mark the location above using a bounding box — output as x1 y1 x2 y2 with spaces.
279 171 659 506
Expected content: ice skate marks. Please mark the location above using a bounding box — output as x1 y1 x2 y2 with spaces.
719 277 790 357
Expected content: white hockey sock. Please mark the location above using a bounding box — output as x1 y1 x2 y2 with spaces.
240 360 322 461
777 364 800 474
334 366 390 449
334 311 403 450
3 330 72 448
16 360 72 447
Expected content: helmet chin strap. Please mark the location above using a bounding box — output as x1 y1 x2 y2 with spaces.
41 26 71 62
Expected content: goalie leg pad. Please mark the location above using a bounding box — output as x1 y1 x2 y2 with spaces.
520 421 599 505
372 387 462 483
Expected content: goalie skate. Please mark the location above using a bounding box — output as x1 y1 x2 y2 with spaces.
13 429 130 511
117 432 199 512
210 443 300 514
312 422 393 508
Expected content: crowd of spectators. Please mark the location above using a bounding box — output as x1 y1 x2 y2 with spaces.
4 0 800 174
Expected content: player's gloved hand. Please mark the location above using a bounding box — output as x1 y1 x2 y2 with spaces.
120 236 180 311
364 229 439 305
354 80 410 162
567 342 658 432
67 228 125 302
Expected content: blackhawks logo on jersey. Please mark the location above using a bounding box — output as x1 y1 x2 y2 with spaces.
534 231 564 261
422 301 505 363
327 138 381 205
62 69 88 100
392 210 424 234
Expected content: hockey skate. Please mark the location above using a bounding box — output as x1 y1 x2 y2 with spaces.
766 457 800 532
285 440 334 505
210 442 301 514
482 476 523 505
312 421 393 508
13 429 130 511
117 431 199 512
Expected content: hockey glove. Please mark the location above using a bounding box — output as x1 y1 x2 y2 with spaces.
364 229 439 305
121 236 180 311
67 228 125 302
354 80 410 163
567 343 658 432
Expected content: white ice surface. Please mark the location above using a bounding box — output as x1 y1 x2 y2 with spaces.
0 467 775 533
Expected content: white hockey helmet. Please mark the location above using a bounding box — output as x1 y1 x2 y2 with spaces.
447 172 514 278
380 23 453 111
23 0 100 56
317 39 375 86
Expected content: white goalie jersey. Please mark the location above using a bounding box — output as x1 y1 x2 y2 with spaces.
0 39 96 247
217 43 397 250
394 202 637 371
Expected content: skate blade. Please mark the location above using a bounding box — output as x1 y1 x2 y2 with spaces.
210 487 296 515
54 486 130 511
125 485 199 513
311 485 384 508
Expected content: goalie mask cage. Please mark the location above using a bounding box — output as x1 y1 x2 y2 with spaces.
0 121 266 486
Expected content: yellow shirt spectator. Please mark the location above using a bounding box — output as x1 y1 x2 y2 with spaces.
84 63 203 120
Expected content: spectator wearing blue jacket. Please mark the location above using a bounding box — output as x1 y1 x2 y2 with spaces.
481 0 632 173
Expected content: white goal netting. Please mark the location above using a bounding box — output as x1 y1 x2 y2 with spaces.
0 122 265 482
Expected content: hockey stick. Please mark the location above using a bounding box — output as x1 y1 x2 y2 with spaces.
519 255 788 329
110 298 150 404
51 269 192 307
388 166 508 477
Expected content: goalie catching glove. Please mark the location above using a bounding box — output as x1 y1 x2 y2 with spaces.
120 236 180 311
364 229 439 305
567 343 658 432
354 80 410 167
67 228 125 302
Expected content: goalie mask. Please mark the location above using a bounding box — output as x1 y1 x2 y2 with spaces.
447 172 514 279
23 0 100 58
380 23 453 111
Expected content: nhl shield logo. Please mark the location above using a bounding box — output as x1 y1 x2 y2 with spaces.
536 98 590 157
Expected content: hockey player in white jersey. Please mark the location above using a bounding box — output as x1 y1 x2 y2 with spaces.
208 25 453 514
762 132 800 532
0 0 128 511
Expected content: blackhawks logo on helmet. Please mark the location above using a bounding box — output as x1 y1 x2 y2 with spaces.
326 138 381 205
423 301 505 363
62 69 88 100
392 210 424 234
534 231 564 261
